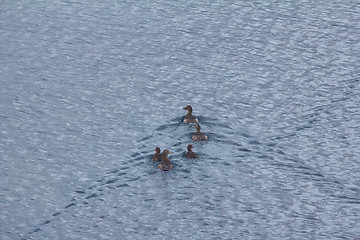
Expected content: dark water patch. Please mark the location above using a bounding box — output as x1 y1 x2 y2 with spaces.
240 133 252 138
249 140 261 145
198 116 218 122
117 165 130 171
106 169 119 174
130 152 141 158
336 195 360 204
85 193 98 199
177 168 191 174
126 176 141 182
234 154 248 159
258 154 273 160
276 149 286 155
267 158 328 185
133 159 144 167
207 157 222 165
198 119 233 131
75 189 86 194
35 130 59 137
32 228 41 233
265 142 277 147
144 167 159 176
169 116 185 123
143 198 155 202
212 136 242 147
294 170 324 178
239 147 251 152
293 164 317 172
296 124 313 131
270 159 322 177
140 149 150 155
171 151 184 158
88 184 98 190
64 202 76 209
132 154 147 162
348 186 360 194
341 200 360 204
52 212 61 217
0 114 10 119
171 142 183 148
137 134 153 143
211 122 233 130
42 220 51 225
179 132 194 140
221 161 232 166
95 176 107 183
155 122 181 131
174 195 192 201
105 178 119 185
116 183 130 188
138 144 148 150
270 162 298 170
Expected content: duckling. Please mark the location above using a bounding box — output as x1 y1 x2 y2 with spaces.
158 149 173 170
183 105 199 124
192 124 208 141
185 144 198 159
152 147 162 161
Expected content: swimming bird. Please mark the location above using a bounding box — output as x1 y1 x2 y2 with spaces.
152 147 162 161
158 149 173 170
192 124 208 141
185 144 198 159
183 105 199 124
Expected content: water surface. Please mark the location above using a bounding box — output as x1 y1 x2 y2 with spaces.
1 1 359 239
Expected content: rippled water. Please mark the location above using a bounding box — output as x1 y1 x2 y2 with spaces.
1 1 360 239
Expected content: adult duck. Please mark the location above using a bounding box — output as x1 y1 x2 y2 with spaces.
152 147 162 161
158 149 173 170
185 144 198 159
192 124 208 141
183 105 199 124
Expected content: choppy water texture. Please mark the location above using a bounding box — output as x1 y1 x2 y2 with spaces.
1 1 360 239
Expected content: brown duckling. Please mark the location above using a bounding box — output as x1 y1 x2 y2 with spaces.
192 124 208 141
152 147 162 161
158 149 173 170
185 144 198 159
183 105 199 124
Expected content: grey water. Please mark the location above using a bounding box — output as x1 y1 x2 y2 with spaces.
1 0 359 239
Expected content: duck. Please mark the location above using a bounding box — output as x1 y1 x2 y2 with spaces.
185 144 198 159
152 147 162 161
192 124 208 141
158 149 173 170
183 105 199 124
